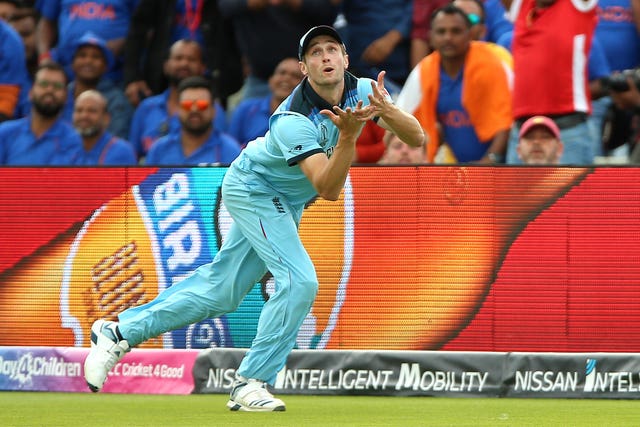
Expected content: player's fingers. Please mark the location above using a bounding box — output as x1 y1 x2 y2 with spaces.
319 108 338 120
377 70 386 88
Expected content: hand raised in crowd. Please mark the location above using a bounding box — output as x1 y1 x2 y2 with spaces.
125 80 153 107
361 30 402 65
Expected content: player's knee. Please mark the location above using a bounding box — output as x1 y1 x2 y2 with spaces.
296 278 318 303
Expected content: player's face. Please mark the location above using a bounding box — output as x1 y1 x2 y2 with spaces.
72 46 108 83
164 41 205 85
517 126 563 165
178 87 214 135
269 58 303 102
30 68 67 117
73 94 108 138
430 12 472 60
301 36 348 87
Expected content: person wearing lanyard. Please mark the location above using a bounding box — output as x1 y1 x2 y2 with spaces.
122 0 242 109
178 0 204 42
72 90 137 165
144 75 241 165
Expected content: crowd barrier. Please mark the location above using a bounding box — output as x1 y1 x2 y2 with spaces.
2 346 640 399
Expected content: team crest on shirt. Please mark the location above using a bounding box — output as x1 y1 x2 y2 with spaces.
319 123 328 146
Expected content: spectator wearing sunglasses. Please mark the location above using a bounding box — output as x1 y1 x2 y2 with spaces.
453 0 513 72
144 75 241 166
128 39 228 160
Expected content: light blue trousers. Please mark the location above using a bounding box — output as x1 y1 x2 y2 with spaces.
118 163 319 384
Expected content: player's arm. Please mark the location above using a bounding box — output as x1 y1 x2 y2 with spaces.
369 71 426 148
299 103 368 201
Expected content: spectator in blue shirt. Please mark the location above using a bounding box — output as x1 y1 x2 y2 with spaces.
129 39 227 159
36 0 139 84
60 32 134 139
0 62 83 165
0 18 27 121
144 76 240 166
228 57 303 147
72 89 137 165
8 5 39 119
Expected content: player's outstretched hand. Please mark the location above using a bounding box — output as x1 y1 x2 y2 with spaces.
320 100 371 140
365 70 395 120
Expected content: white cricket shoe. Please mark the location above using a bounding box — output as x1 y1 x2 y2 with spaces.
84 319 130 392
227 376 286 412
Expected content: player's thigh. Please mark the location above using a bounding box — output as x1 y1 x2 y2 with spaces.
222 181 315 285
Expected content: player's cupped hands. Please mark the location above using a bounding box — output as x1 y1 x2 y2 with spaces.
320 101 372 139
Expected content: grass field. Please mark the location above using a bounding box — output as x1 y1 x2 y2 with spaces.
1 392 639 427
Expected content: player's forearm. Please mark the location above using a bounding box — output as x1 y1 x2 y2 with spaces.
378 105 426 147
318 140 356 201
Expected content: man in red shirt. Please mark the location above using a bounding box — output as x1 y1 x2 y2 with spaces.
506 0 598 165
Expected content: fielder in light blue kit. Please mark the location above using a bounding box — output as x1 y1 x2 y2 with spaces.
84 25 425 411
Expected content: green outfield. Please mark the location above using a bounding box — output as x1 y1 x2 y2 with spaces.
2 392 639 426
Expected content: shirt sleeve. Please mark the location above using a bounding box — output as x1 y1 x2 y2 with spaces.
0 25 27 118
269 113 323 166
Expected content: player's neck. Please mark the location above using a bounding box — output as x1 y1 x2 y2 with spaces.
308 79 344 106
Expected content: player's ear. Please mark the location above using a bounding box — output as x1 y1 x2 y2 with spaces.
299 60 308 77
343 54 349 70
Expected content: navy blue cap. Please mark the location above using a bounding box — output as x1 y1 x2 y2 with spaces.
298 25 345 60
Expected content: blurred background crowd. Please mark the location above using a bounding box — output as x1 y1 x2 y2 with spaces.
0 0 637 167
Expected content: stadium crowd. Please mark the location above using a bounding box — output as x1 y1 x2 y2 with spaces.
0 0 638 166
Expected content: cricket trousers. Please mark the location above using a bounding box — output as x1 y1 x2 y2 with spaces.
118 162 319 385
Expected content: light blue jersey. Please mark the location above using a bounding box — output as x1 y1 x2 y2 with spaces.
237 72 377 207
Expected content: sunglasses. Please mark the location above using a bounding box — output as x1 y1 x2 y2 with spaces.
467 13 483 26
180 99 211 111
35 80 65 90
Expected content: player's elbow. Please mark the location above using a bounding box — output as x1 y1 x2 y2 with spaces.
318 190 340 201
408 128 427 148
